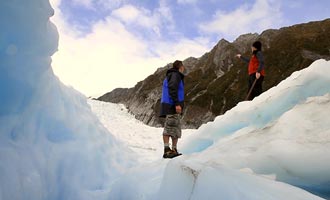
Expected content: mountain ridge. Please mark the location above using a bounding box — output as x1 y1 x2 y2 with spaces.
98 18 330 128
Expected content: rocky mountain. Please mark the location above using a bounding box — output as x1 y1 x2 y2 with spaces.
98 19 330 129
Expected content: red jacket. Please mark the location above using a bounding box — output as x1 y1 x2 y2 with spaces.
248 54 265 76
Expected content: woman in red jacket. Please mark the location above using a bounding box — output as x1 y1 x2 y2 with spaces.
237 41 265 100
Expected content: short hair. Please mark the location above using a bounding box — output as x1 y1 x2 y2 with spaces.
173 60 183 69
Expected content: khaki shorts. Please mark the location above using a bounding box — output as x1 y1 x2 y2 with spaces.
163 114 182 138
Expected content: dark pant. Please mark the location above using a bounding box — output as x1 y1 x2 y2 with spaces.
248 73 264 100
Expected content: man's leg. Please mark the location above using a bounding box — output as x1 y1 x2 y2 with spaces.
163 135 170 146
172 113 182 154
163 114 181 158
163 135 171 155
171 137 178 151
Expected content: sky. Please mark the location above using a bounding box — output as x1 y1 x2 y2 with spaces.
49 0 330 97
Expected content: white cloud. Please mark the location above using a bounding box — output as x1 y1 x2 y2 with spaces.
50 0 60 8
177 0 198 4
111 3 177 37
97 0 123 10
49 0 210 97
112 5 141 23
71 0 93 8
52 17 155 97
199 0 283 41
157 0 175 30
112 5 160 30
66 0 124 10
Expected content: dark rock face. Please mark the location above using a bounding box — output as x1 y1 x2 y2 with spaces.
98 19 330 128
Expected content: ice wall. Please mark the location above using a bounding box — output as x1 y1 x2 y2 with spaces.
157 159 324 200
182 59 330 153
181 59 330 198
0 1 132 199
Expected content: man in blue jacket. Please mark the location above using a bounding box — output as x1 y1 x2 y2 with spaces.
160 60 185 158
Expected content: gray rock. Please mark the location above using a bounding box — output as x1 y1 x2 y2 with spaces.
98 19 330 129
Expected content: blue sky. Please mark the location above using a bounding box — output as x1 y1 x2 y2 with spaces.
59 0 330 41
50 0 330 96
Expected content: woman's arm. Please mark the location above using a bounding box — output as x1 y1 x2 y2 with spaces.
256 51 265 72
236 54 250 63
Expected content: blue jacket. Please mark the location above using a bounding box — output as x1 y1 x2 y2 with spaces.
159 68 184 117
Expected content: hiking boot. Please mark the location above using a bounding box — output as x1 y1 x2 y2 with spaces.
172 148 182 156
163 147 172 158
163 147 182 159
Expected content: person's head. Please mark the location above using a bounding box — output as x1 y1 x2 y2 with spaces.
251 41 262 52
173 60 185 73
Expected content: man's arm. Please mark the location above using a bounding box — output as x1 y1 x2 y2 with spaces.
167 72 181 105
